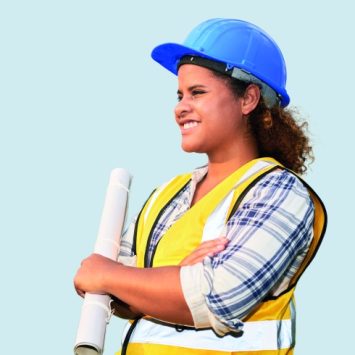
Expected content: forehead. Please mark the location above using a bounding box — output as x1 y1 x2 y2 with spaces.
177 64 222 85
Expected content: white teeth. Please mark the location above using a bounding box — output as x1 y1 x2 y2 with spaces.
183 121 199 129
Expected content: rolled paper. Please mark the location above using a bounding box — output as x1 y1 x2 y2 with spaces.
74 169 132 355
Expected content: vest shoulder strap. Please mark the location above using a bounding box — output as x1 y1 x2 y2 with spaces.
134 174 192 267
277 168 327 296
226 165 327 299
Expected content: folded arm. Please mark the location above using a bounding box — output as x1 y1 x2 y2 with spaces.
180 170 314 335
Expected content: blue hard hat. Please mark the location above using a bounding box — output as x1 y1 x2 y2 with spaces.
151 18 290 107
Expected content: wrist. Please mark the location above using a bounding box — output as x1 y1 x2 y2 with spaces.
101 259 122 294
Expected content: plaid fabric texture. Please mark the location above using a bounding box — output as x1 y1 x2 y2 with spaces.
120 166 314 332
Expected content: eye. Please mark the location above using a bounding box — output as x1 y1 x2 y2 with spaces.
191 89 206 97
177 94 183 102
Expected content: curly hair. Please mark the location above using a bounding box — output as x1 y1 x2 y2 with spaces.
213 72 313 174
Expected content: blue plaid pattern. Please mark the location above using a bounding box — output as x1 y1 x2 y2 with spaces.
120 167 314 331
146 183 191 263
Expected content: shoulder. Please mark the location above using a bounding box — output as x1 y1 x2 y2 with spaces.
252 168 311 199
155 173 192 194
227 168 315 243
236 167 314 218
144 172 192 209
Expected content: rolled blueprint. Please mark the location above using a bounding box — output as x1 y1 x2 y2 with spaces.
74 168 132 355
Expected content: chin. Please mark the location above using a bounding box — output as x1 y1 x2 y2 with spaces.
181 142 204 154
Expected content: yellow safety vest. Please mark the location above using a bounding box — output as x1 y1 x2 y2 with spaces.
118 158 327 355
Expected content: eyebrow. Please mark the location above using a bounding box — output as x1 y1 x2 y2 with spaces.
177 84 208 95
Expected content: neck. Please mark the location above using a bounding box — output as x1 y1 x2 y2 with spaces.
190 141 259 207
206 155 257 182
205 141 259 183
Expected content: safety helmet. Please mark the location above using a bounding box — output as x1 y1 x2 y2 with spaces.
151 18 290 107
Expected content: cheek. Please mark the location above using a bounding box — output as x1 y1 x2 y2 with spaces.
222 100 244 126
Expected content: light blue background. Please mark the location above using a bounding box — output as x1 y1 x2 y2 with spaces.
1 1 353 354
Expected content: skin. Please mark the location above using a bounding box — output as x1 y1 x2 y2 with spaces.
74 64 261 325
175 65 260 204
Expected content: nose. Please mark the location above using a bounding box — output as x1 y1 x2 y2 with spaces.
174 96 192 121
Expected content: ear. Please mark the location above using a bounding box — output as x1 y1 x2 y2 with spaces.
241 84 261 115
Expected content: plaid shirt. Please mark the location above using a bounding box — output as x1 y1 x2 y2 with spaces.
120 166 314 335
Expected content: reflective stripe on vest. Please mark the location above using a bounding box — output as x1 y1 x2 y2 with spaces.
126 298 295 352
126 318 294 352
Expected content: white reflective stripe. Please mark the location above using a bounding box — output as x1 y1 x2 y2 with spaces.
202 191 234 242
129 318 294 351
202 160 275 242
288 298 296 349
233 160 274 188
143 178 174 224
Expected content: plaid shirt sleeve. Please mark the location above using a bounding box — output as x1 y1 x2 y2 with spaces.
180 169 314 335
117 216 137 266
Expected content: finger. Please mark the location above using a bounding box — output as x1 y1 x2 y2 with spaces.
179 237 229 266
180 251 214 266
197 237 229 248
191 243 226 259
185 238 228 258
180 254 208 266
190 237 229 256
77 289 85 298
73 270 86 298
180 241 228 266
74 282 85 298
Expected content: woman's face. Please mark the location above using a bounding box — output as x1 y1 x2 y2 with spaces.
175 64 249 160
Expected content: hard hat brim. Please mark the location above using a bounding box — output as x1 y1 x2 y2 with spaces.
151 42 218 75
151 42 290 107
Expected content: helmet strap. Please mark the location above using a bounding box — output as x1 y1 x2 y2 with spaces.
231 68 280 108
178 55 281 108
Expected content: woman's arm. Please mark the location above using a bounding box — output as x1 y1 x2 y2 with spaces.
179 170 314 335
74 238 228 323
74 254 193 325
74 170 312 332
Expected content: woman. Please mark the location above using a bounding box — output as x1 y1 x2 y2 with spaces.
74 18 327 354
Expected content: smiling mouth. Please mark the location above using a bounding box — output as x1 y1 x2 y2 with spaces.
182 121 199 130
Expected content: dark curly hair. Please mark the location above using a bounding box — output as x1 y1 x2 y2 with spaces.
213 72 313 174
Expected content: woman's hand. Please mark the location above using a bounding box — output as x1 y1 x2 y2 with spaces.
74 253 119 297
74 254 193 325
74 254 144 319
179 237 229 266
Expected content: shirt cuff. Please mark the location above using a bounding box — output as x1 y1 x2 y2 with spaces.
180 262 243 336
117 255 136 266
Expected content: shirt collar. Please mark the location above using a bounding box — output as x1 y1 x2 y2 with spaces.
192 165 208 184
